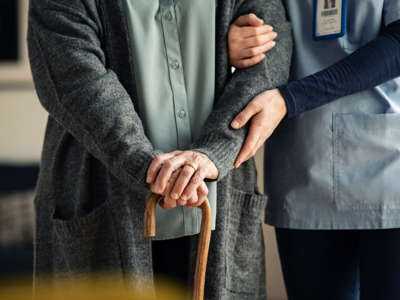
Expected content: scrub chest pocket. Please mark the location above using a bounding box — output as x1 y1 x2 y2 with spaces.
333 113 400 211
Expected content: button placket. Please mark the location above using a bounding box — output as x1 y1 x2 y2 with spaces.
165 11 173 22
160 3 196 229
161 7 192 149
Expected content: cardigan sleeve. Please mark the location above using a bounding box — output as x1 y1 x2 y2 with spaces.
192 0 293 180
280 20 400 117
28 0 160 190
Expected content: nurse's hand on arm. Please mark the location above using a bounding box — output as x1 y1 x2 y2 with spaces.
231 88 287 168
146 151 218 209
229 13 278 68
227 13 288 167
229 15 400 167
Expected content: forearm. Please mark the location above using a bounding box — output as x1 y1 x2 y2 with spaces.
28 2 159 190
192 0 292 180
280 20 400 117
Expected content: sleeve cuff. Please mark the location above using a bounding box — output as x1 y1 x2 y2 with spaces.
124 149 163 187
192 133 238 181
278 84 297 118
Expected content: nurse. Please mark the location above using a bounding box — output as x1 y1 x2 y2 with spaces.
228 0 400 299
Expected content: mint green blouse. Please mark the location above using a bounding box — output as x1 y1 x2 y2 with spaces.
123 0 217 240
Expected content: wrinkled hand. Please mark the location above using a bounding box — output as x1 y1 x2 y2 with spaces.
154 167 209 210
229 13 277 69
146 151 218 209
231 89 287 168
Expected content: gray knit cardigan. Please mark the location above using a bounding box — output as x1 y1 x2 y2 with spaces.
28 0 292 299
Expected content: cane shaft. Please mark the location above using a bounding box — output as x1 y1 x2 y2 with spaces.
143 195 212 300
192 200 212 300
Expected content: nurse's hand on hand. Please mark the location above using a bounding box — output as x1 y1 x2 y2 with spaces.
146 151 218 209
229 13 277 69
231 89 287 168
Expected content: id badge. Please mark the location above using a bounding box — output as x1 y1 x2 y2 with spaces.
313 0 346 40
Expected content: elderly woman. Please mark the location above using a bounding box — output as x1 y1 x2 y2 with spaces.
27 0 291 299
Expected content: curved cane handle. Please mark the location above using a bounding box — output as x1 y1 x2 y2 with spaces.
143 194 212 300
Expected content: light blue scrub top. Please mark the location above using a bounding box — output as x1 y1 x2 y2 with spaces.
265 0 400 229
123 0 217 240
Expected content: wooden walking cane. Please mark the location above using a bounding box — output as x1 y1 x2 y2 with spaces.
144 194 212 300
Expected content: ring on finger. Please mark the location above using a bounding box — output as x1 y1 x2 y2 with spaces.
185 163 197 170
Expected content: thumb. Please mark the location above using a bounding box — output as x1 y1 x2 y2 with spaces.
234 13 264 27
231 102 261 130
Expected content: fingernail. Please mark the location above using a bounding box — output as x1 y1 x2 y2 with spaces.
271 41 276 47
232 121 240 129
172 193 178 200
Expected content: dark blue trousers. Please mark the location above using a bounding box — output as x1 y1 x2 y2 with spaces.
276 229 400 300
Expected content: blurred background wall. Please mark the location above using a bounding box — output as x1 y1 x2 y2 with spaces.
0 0 46 280
0 1 287 298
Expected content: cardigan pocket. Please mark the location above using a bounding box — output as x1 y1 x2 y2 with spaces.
333 113 400 211
51 200 122 277
224 188 268 296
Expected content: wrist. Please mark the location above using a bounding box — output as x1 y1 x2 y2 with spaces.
273 88 288 116
277 85 297 117
193 151 219 180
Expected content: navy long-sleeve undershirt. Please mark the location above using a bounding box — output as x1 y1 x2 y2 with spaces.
279 20 400 118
